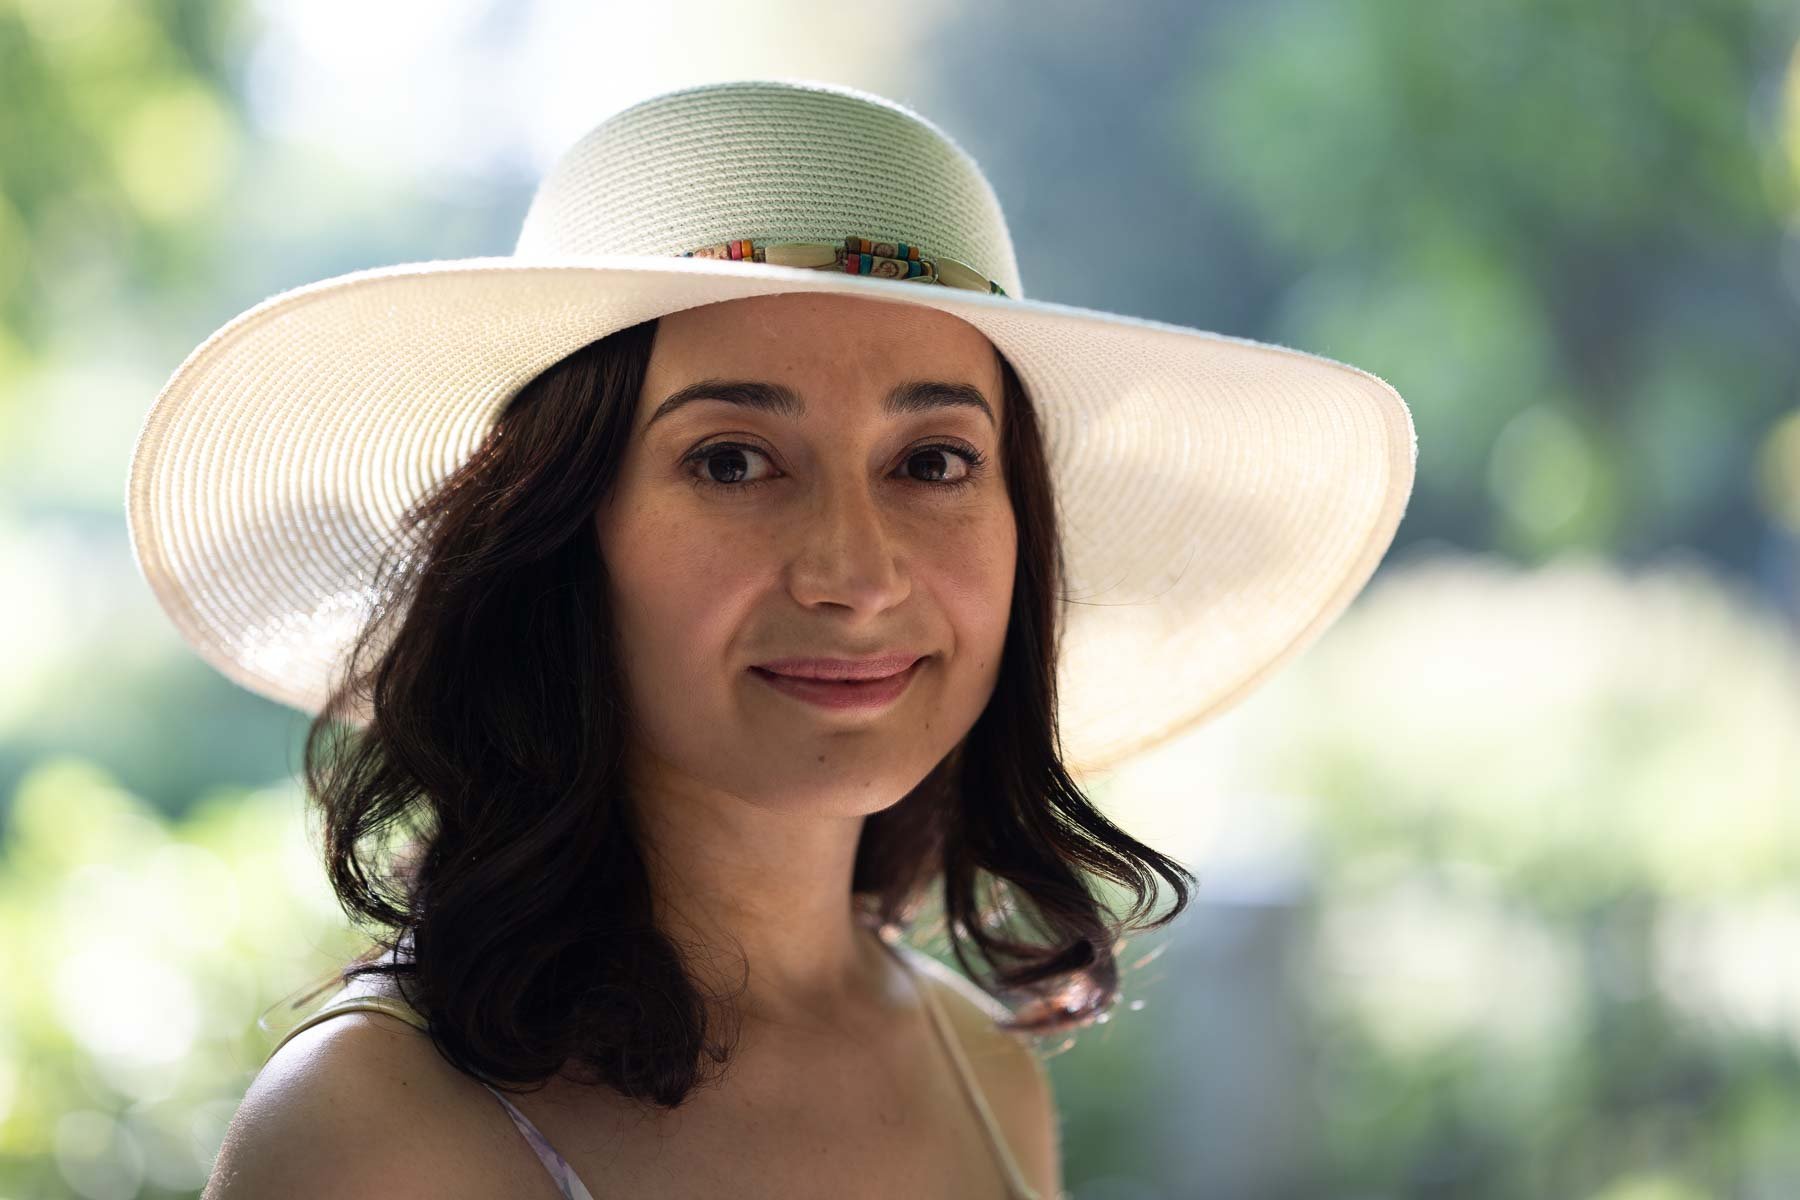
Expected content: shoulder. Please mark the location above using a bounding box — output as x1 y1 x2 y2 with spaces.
202 989 550 1200
897 944 1065 1199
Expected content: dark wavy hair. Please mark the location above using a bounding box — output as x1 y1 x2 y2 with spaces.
290 312 1195 1108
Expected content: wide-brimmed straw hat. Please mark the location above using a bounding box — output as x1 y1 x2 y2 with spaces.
125 77 1417 776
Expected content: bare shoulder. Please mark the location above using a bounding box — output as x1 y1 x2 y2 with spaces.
202 999 556 1200
898 945 1065 1199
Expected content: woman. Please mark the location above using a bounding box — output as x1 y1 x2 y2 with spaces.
128 79 1417 1198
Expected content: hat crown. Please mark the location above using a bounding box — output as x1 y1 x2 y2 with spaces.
513 79 1025 299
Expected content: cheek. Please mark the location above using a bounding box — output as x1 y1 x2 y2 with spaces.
599 501 766 697
930 507 1017 681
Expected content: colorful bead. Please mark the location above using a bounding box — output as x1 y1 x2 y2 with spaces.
680 234 1006 296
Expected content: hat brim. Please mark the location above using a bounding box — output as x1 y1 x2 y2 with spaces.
126 252 1417 775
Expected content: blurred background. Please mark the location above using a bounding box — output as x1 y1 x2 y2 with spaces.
4 0 1800 1196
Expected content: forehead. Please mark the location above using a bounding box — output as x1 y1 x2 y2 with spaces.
645 292 1001 392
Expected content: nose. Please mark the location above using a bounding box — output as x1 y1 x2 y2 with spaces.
784 473 911 614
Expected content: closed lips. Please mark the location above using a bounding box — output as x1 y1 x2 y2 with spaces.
751 654 924 681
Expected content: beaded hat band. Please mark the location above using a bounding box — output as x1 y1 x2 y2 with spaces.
682 235 1008 295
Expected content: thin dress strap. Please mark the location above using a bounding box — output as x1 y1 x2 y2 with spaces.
263 991 600 1199
478 1084 598 1200
261 993 429 1066
881 939 1043 1200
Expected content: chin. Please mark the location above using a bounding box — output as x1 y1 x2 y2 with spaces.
722 748 944 817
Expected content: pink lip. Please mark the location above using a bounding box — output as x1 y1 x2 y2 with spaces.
749 658 926 712
753 653 924 681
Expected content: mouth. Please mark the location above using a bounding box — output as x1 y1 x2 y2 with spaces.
751 652 926 681
748 657 927 712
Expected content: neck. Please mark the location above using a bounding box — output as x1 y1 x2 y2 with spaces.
627 770 900 1035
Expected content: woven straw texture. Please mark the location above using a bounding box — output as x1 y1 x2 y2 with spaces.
515 79 1022 297
126 79 1417 776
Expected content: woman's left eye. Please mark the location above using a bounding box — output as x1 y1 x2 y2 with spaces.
683 442 991 494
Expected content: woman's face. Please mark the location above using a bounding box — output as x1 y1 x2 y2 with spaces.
594 291 1016 819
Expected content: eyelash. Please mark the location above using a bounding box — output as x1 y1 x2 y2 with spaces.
683 440 990 495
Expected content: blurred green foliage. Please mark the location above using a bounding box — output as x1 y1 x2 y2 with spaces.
1047 550 1800 1196
0 759 363 1196
0 0 249 369
1176 0 1800 563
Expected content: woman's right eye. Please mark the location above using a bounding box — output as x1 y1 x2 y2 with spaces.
685 442 777 491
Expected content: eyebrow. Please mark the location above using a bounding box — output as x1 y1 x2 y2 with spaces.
643 378 996 435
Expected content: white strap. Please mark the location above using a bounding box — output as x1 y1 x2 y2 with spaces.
261 993 425 1068
886 941 1041 1200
